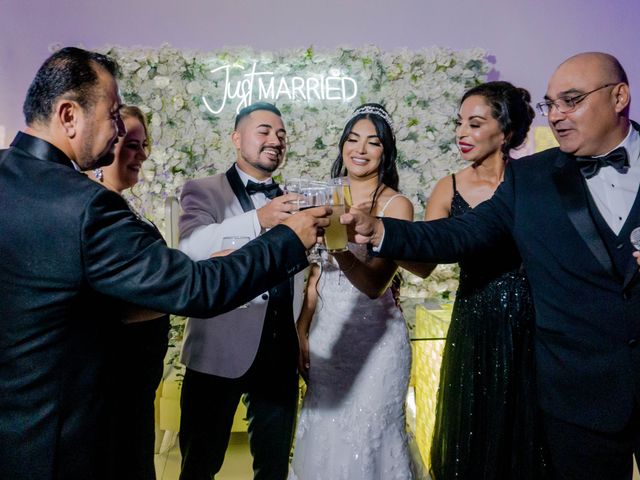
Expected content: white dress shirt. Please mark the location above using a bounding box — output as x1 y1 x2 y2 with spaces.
178 165 274 256
585 124 640 235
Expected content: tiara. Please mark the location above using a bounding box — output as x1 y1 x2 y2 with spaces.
350 105 395 132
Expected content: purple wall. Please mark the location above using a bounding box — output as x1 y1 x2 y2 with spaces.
1 0 639 144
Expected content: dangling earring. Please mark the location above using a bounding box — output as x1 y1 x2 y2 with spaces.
94 168 103 182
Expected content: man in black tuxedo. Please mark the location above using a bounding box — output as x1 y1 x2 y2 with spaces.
346 52 640 480
0 47 329 480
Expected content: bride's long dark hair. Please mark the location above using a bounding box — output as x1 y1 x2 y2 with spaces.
330 103 399 212
324 103 403 295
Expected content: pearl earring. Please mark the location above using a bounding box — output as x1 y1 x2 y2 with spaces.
94 168 103 182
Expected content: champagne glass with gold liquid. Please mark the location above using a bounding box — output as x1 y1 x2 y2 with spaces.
324 177 352 253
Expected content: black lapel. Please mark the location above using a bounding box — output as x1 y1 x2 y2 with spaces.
552 151 616 276
11 131 76 169
622 121 640 287
225 165 294 296
225 164 255 213
623 204 640 289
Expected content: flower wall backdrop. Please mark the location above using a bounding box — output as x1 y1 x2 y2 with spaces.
96 44 488 305
88 44 488 370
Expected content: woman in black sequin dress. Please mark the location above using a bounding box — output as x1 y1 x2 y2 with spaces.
425 82 547 479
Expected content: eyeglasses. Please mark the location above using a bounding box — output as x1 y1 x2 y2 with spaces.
536 83 616 116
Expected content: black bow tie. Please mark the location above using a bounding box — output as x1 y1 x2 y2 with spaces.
577 147 629 179
245 180 282 199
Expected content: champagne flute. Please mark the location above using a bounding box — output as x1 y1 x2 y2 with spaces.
324 177 351 253
221 236 250 250
299 184 328 210
284 177 325 262
299 183 328 262
283 177 309 212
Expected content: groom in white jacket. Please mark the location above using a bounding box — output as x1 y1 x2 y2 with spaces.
178 102 302 480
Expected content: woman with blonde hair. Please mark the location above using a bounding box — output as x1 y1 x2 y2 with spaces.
90 105 169 480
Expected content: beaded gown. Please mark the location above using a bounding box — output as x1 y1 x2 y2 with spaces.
289 243 413 480
430 175 545 480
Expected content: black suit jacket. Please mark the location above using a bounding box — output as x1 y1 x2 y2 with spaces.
380 128 640 433
0 132 308 480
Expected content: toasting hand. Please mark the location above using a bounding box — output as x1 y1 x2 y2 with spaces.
283 206 331 249
340 206 385 247
257 193 303 229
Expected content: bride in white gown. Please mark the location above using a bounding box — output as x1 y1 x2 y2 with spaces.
289 104 415 480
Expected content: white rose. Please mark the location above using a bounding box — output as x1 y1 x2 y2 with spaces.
154 76 171 89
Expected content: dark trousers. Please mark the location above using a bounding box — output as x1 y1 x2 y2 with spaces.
106 316 170 480
542 406 640 480
178 314 298 480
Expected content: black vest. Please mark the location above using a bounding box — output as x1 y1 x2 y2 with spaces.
585 180 640 280
224 166 296 346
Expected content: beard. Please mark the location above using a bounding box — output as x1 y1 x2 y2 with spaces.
254 161 278 174
75 116 117 171
77 143 114 171
77 146 115 171
243 148 283 174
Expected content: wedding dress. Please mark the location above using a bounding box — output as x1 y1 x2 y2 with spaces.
288 243 413 480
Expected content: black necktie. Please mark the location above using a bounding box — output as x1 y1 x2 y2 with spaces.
577 146 629 179
245 180 281 199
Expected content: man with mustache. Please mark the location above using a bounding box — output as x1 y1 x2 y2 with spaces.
178 102 302 480
346 52 640 480
0 49 329 480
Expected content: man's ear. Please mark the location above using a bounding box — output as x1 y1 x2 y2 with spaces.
612 83 630 114
231 129 241 149
57 100 79 138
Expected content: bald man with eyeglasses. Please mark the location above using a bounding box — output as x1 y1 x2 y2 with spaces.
345 52 640 480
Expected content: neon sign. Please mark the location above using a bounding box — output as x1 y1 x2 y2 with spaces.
202 62 358 114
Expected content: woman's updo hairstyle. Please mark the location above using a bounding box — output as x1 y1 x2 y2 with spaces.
461 81 535 161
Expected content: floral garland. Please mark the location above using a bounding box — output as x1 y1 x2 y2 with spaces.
95 44 487 305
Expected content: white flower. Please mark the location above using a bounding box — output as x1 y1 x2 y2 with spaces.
154 76 171 89
186 81 201 95
98 44 486 311
172 95 184 112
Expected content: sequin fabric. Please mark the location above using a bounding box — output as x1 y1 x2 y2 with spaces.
289 243 414 480
429 188 547 479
